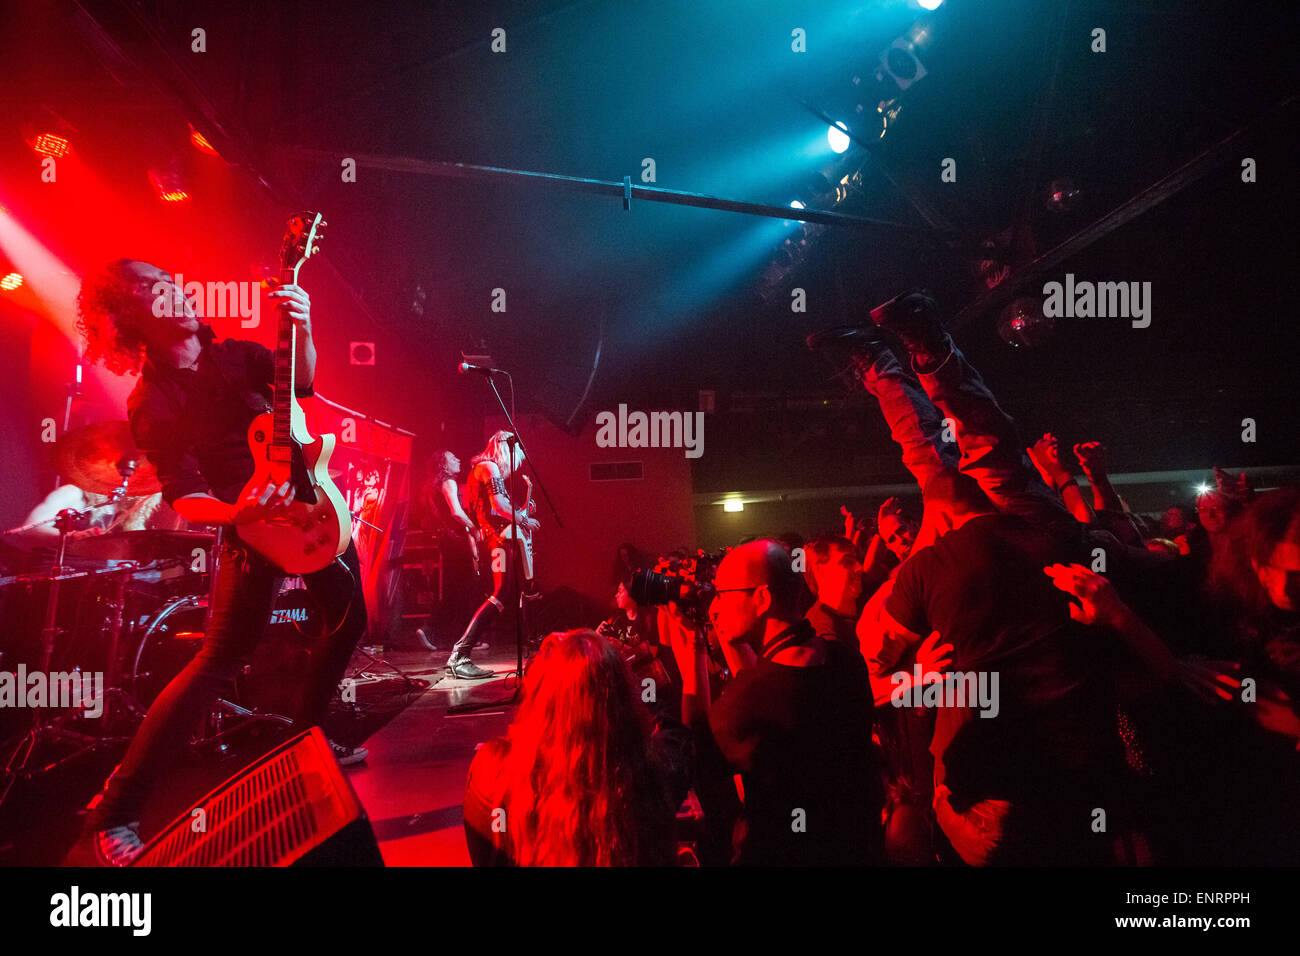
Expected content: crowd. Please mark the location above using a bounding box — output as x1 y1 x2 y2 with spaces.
461 290 1299 866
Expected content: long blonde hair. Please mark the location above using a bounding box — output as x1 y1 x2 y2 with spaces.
499 629 675 866
471 430 520 475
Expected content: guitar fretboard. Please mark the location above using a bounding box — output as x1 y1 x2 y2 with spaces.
270 268 297 461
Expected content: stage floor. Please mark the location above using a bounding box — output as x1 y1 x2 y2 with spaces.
345 647 519 866
0 644 522 867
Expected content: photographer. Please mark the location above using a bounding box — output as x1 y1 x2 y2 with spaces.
665 540 881 865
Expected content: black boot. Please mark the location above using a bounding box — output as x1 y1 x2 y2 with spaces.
447 599 500 680
805 325 894 387
869 288 952 371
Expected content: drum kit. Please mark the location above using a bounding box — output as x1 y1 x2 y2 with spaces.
0 422 313 810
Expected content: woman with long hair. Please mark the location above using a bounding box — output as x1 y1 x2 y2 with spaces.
463 629 688 866
445 430 538 678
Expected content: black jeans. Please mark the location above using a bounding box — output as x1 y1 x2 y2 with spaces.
88 537 367 829
449 535 532 662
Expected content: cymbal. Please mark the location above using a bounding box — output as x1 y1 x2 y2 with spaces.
55 421 161 496
66 530 215 562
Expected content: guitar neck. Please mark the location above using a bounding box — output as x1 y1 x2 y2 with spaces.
270 263 303 454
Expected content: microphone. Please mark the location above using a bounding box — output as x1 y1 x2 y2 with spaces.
458 362 507 376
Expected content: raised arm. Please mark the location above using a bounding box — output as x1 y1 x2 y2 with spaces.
1074 441 1125 513
1028 433 1094 525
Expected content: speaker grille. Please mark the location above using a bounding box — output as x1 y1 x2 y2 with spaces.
135 727 366 867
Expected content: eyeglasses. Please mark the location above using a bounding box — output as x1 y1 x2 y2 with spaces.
710 586 760 604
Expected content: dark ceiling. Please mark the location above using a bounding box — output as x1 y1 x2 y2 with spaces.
3 0 1297 492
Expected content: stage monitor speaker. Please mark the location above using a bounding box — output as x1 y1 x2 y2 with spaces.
132 726 383 866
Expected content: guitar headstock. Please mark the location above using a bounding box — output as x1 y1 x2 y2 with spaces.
279 211 327 277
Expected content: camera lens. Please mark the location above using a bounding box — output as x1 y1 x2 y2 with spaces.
629 569 681 607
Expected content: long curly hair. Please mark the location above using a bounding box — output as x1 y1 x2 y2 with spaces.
499 629 674 866
76 258 149 375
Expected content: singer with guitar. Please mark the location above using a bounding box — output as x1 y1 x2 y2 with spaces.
74 215 368 866
446 430 539 680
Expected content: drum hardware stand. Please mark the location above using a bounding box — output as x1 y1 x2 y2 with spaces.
350 510 383 534
0 505 127 811
199 699 294 757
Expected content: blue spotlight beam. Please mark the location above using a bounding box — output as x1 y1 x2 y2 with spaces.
280 147 970 251
794 97 962 240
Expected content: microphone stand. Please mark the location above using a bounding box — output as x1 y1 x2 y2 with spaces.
447 369 560 714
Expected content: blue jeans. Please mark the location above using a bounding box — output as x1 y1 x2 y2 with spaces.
862 341 1071 530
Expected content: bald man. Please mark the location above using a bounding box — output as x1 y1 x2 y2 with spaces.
669 540 881 865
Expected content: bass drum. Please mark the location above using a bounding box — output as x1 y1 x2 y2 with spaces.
129 589 323 710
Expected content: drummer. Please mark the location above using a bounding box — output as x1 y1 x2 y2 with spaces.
13 484 185 552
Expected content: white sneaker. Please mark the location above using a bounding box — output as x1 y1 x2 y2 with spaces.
94 823 145 867
329 740 369 766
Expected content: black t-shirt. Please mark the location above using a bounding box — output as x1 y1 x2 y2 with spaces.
128 325 313 505
805 602 862 660
604 608 657 647
885 513 1120 804
707 620 880 865
421 477 465 537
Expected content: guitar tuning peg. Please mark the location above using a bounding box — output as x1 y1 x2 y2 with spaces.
311 246 320 255
319 220 328 228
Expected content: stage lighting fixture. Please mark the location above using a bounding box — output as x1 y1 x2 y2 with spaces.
1 272 23 291
916 0 945 10
789 200 806 210
27 133 72 159
1196 484 1212 496
1044 178 1082 213
723 500 744 513
880 37 927 92
188 124 221 158
851 71 903 139
148 162 191 203
827 121 851 153
996 297 1055 349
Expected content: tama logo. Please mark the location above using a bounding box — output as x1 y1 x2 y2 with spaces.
271 607 310 623
49 886 151 936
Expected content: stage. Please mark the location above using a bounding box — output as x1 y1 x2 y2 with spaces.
0 645 521 867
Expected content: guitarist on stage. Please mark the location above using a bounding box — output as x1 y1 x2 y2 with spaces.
446 430 539 680
74 258 368 866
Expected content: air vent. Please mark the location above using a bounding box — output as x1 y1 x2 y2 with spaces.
589 461 644 482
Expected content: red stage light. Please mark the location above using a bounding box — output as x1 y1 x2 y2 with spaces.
189 125 220 158
28 133 71 159
0 272 23 291
148 166 191 203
